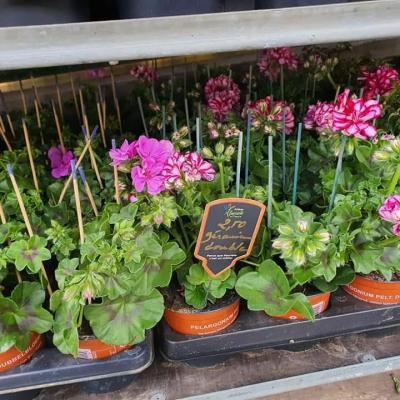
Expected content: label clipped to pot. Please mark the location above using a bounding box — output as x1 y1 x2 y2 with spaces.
194 198 266 277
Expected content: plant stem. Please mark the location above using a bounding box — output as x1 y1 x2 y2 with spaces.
267 135 273 229
379 236 400 247
178 217 190 249
388 163 400 195
218 162 225 195
327 72 338 91
242 259 260 267
328 136 347 211
77 304 84 328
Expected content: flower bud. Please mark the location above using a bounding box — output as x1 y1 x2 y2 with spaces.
224 145 235 158
392 139 400 153
253 186 267 202
372 150 390 162
272 238 293 251
306 241 318 256
314 230 330 243
293 248 306 266
303 61 310 69
202 147 214 159
278 225 294 235
297 220 309 232
179 139 191 148
154 215 163 225
215 142 225 155
179 126 189 137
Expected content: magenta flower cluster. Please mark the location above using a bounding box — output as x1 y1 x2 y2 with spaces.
358 66 399 100
304 102 334 134
130 64 157 84
204 75 240 122
257 47 299 82
379 195 400 236
48 146 74 179
109 136 216 196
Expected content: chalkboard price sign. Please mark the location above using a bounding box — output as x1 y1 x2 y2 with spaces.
194 198 266 277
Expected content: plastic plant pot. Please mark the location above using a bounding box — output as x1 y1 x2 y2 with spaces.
118 0 224 19
344 275 400 305
78 337 131 360
0 334 43 374
164 295 240 336
275 292 331 321
0 0 89 27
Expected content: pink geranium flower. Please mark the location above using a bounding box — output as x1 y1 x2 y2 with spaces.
109 140 138 167
184 152 215 182
131 159 166 195
304 102 334 134
379 195 400 224
332 89 382 141
257 47 299 82
48 146 74 179
205 75 240 122
358 66 399 100
130 64 157 84
137 136 174 164
392 223 400 236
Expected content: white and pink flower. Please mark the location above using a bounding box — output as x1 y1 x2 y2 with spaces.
358 66 399 100
257 47 299 82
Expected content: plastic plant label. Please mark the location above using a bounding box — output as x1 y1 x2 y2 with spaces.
194 198 266 277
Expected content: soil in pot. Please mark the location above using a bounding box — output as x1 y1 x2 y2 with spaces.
275 291 331 321
0 333 43 373
164 290 240 336
344 273 400 305
77 322 131 360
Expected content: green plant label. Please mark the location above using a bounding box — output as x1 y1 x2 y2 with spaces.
194 198 266 277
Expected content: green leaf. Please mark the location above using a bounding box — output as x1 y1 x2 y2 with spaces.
184 283 207 309
289 293 315 320
84 289 164 345
312 267 355 292
55 258 79 290
110 203 138 224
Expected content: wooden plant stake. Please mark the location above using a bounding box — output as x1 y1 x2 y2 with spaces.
0 201 22 283
70 160 85 245
95 93 106 147
292 123 303 205
0 115 5 134
22 119 39 191
70 74 81 122
0 125 12 151
58 126 98 204
244 111 251 186
137 96 148 136
34 98 45 146
184 98 191 141
110 67 122 134
82 118 103 189
111 139 121 205
236 130 243 197
78 87 86 125
30 75 42 110
51 99 65 152
18 80 28 116
78 166 99 216
0 91 16 138
55 75 64 123
6 164 52 295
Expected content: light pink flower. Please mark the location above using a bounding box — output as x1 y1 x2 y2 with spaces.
48 146 74 179
381 134 396 141
131 160 166 195
379 195 400 223
82 289 93 304
332 89 382 141
137 136 174 164
162 152 187 190
184 152 215 182
205 75 240 122
358 66 399 100
130 64 157 84
304 102 334 134
393 223 400 236
129 194 138 203
109 140 138 166
257 47 299 82
86 68 107 79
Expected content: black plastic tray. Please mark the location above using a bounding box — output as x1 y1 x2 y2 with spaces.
158 290 400 365
0 331 153 397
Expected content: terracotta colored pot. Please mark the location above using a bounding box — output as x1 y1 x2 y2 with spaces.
0 333 43 373
275 292 331 321
78 337 131 360
164 296 240 336
344 274 400 305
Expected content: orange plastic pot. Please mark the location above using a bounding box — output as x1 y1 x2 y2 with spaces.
275 292 331 321
78 338 131 360
164 297 240 336
344 274 400 305
0 333 43 373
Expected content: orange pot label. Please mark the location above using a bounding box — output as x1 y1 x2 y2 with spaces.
194 198 266 278
164 298 240 335
78 339 131 360
344 275 400 305
276 292 331 321
0 333 43 373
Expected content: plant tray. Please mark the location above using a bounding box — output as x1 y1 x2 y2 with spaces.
0 332 153 397
158 289 400 365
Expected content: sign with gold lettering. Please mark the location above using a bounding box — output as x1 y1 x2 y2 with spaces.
194 198 266 277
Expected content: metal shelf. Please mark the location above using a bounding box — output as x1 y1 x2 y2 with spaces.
0 0 399 71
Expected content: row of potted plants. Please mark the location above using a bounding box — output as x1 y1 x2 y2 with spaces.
1 44 400 375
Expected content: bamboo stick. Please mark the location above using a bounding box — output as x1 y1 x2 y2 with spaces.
30 75 42 110
51 99 65 153
0 115 5 133
78 166 99 216
58 126 98 204
110 67 122 133
95 93 106 147
70 74 81 122
22 119 39 191
6 114 15 139
0 125 12 151
55 75 64 123
18 80 28 116
83 116 103 189
7 165 52 294
70 161 85 245
111 139 121 205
